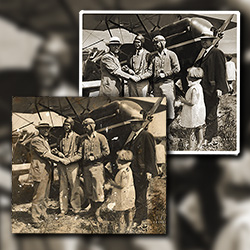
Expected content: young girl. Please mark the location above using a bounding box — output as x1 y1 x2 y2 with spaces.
179 67 206 150
107 150 135 233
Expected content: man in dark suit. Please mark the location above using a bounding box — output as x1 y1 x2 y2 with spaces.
30 123 62 227
125 114 158 228
195 32 228 144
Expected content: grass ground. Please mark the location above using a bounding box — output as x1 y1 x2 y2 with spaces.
12 174 166 234
169 93 237 151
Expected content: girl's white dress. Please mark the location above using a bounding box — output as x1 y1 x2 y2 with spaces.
180 80 206 128
109 162 135 211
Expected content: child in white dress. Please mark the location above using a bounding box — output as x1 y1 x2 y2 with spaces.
108 150 135 233
179 67 206 150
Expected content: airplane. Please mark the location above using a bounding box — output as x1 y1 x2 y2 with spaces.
82 13 237 95
12 96 166 185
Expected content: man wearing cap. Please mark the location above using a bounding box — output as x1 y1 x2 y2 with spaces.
195 32 228 144
124 114 158 228
79 118 110 223
99 36 138 96
123 34 152 97
149 35 180 127
53 117 82 216
30 122 62 226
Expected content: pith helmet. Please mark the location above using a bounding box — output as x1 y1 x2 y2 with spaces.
106 36 122 46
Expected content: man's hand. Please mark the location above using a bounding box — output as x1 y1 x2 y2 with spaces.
58 152 65 158
130 75 140 82
146 172 152 181
60 158 70 165
217 89 223 98
51 148 59 155
89 155 95 161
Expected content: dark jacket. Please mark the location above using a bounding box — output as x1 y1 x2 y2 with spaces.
197 47 228 96
126 130 158 178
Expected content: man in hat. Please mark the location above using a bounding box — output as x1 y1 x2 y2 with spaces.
99 36 138 96
80 118 110 223
124 114 158 228
29 122 62 226
52 117 82 216
195 32 228 144
148 35 180 130
123 34 152 97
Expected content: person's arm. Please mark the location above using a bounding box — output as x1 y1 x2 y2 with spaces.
67 136 83 163
101 55 132 80
110 171 128 189
169 51 181 75
137 52 153 80
215 50 228 94
31 138 60 163
180 89 198 106
99 134 110 159
144 132 157 177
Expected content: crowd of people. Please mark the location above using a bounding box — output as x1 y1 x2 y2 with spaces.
96 31 234 150
29 114 161 233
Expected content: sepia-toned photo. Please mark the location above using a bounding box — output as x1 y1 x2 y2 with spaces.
80 11 240 154
12 96 166 234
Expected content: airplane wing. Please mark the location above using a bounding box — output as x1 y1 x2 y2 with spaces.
82 14 237 34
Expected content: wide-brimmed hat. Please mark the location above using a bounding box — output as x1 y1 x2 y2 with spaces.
127 113 145 123
106 36 122 46
200 31 216 40
35 122 51 129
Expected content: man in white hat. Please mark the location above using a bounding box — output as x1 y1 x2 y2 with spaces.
149 35 180 129
123 34 152 97
195 31 228 144
99 36 138 96
52 117 82 216
80 118 110 223
30 122 62 227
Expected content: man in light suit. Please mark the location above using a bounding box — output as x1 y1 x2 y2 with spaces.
53 117 82 216
123 34 152 97
29 122 62 227
195 32 228 144
99 36 137 96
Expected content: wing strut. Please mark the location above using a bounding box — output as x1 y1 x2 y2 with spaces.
65 97 81 123
136 14 152 39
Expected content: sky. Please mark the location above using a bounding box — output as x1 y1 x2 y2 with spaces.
82 13 238 54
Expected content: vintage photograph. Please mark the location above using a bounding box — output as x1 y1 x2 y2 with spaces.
12 96 166 234
80 11 239 154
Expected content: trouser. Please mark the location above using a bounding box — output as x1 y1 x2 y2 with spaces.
31 171 51 222
154 80 175 119
83 163 105 203
128 80 149 97
133 174 149 224
57 162 81 213
204 92 219 141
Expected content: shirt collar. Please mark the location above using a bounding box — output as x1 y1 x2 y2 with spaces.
87 131 97 139
134 128 144 139
65 131 73 138
204 45 213 56
109 51 118 58
136 48 143 55
159 48 168 56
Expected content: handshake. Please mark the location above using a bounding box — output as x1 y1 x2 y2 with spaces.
52 148 71 165
122 65 141 83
